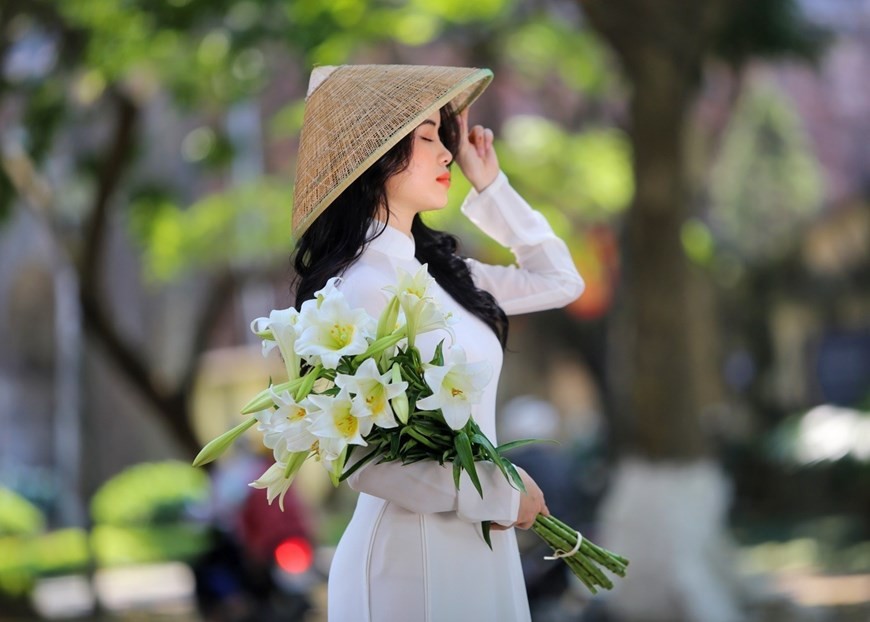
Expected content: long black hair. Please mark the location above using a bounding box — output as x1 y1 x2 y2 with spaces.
292 104 508 347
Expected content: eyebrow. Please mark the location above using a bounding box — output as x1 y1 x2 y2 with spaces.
417 120 439 129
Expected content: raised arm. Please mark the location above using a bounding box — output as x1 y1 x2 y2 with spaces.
460 171 585 316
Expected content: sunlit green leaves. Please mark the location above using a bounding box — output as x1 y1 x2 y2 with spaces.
269 99 307 139
709 81 824 263
54 0 275 105
681 218 715 266
409 0 511 21
500 17 613 94
129 178 294 282
90 461 209 526
499 116 632 219
0 489 45 537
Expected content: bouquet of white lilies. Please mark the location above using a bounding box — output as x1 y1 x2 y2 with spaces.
193 265 627 594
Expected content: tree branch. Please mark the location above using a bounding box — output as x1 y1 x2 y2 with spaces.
80 91 137 287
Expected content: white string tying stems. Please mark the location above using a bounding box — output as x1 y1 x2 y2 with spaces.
544 530 583 560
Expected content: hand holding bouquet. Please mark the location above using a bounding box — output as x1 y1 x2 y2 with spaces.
193 266 628 594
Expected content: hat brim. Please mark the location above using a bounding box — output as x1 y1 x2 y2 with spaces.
291 66 493 241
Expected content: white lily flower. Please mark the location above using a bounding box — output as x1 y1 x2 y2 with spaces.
410 297 457 342
335 358 408 429
383 265 436 303
312 277 342 309
249 461 292 509
250 307 302 379
295 289 376 369
416 345 492 430
254 388 317 453
306 390 374 460
248 445 309 511
383 265 450 347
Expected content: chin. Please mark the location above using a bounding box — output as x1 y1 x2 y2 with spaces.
416 199 449 214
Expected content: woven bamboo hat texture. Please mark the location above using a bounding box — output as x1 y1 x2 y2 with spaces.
291 64 493 238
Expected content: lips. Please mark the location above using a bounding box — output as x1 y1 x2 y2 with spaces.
436 173 451 186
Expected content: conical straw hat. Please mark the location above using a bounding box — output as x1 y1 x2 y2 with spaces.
292 64 493 238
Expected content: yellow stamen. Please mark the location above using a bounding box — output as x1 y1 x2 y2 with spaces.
336 410 358 438
286 406 306 422
329 323 354 347
365 387 386 415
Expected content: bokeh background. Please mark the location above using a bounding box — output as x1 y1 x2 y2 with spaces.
1 0 869 621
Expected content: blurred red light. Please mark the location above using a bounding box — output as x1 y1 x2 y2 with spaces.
275 537 313 574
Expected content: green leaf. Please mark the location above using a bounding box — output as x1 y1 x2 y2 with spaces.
472 432 510 483
504 461 526 493
338 450 380 483
452 457 461 490
496 438 556 453
482 520 493 550
430 340 445 366
455 431 482 498
405 427 440 450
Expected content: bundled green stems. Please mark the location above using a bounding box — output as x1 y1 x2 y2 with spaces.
531 514 629 595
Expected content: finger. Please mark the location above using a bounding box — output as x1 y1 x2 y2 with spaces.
468 125 479 154
473 126 485 158
484 128 494 154
458 108 469 138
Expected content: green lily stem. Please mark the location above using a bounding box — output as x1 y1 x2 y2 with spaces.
531 521 598 592
531 513 631 594
533 517 613 589
352 327 408 365
544 515 629 572
544 518 627 578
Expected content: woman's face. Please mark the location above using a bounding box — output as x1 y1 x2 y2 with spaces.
383 110 454 224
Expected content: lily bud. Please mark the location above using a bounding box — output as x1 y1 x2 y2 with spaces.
376 295 400 340
329 446 349 488
240 377 306 414
390 364 410 424
282 450 309 480
192 417 257 467
294 364 323 402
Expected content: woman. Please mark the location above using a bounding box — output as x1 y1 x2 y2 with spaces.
291 65 584 621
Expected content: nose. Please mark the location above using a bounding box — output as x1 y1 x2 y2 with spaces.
439 143 453 166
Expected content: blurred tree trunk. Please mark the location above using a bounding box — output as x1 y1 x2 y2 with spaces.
581 0 727 459
578 2 741 621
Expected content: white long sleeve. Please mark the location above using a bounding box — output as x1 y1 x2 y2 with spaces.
345 458 520 525
460 171 585 315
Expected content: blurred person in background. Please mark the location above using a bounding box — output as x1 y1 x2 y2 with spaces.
193 445 314 622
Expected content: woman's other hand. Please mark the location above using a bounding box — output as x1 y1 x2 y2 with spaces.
455 107 500 193
492 467 549 531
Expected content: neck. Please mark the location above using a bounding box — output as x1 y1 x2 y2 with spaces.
377 206 414 238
